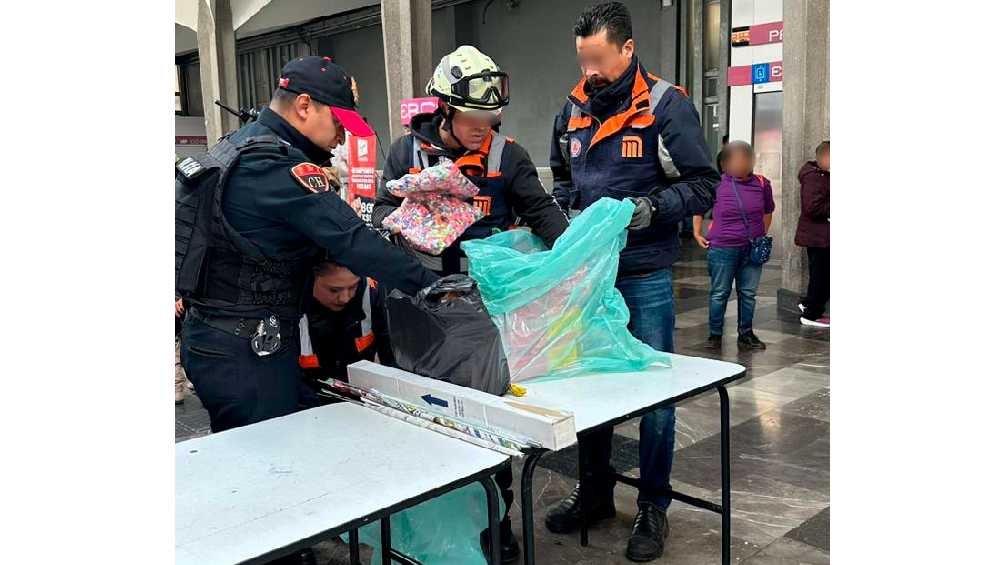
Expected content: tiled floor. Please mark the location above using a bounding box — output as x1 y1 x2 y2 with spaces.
176 237 830 564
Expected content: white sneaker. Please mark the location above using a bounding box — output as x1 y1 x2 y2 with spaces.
798 303 806 313
800 316 830 328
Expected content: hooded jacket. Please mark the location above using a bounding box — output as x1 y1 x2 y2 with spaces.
794 160 830 248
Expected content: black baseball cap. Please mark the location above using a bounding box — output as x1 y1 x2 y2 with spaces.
277 56 374 137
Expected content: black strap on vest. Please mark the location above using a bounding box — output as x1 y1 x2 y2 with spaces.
175 134 289 298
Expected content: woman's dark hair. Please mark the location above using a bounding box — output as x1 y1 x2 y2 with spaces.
574 2 633 48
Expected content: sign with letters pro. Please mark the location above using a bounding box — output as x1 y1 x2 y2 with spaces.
346 132 378 226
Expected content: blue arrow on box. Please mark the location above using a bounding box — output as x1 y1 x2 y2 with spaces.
421 394 449 408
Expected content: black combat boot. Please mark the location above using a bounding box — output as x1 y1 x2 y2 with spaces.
737 331 767 350
544 482 616 534
625 503 668 562
480 516 521 563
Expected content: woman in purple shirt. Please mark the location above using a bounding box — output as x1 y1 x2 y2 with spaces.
693 141 775 350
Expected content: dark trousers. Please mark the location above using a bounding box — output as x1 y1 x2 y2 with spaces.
180 316 303 433
804 247 830 320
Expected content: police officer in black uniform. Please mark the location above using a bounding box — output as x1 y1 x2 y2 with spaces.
175 56 438 437
372 46 568 563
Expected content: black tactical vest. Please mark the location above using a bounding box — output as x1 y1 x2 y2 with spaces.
175 136 319 320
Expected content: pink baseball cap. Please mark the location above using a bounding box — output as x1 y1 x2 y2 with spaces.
277 56 375 137
330 106 374 137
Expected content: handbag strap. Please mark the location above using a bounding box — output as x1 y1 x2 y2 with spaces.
729 177 753 241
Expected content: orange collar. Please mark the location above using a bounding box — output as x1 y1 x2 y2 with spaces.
576 66 655 149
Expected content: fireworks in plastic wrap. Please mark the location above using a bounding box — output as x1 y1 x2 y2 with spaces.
382 159 483 255
462 198 674 382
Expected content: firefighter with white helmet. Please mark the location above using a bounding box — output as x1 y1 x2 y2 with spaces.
373 46 568 562
373 45 568 276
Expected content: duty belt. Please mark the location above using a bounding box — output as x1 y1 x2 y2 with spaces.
187 307 296 339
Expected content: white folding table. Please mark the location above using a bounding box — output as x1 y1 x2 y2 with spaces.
510 353 747 565
176 402 510 565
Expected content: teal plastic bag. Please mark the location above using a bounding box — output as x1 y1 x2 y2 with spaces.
348 480 503 565
462 197 672 381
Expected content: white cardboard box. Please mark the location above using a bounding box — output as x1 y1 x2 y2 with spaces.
347 360 576 450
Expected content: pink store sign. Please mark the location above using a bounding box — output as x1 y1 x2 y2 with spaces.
749 21 783 45
400 97 439 126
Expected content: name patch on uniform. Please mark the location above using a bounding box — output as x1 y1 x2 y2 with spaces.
290 162 330 193
570 138 582 158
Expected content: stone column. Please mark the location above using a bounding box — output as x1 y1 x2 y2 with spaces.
659 1 680 84
381 0 432 137
778 0 829 314
197 0 239 147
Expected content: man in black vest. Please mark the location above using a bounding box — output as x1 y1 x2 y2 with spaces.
176 56 437 437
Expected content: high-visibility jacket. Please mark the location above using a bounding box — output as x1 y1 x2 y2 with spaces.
550 58 720 275
298 278 388 381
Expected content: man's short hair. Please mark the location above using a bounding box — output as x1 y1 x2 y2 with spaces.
270 88 326 111
574 2 633 48
816 140 830 157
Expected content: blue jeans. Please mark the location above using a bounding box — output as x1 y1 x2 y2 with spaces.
707 246 763 336
578 269 677 511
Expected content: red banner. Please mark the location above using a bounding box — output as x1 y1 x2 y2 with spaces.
347 133 377 225
749 21 783 45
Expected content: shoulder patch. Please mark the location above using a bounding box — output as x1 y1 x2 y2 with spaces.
176 157 206 180
290 162 330 193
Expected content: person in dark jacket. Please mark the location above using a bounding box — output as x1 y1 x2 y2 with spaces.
298 260 392 404
795 141 830 327
373 46 568 277
178 57 438 435
545 3 718 562
374 46 568 563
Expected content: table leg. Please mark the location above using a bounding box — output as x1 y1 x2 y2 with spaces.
578 442 589 547
480 475 502 565
520 450 544 565
380 516 392 565
718 385 731 564
349 529 361 565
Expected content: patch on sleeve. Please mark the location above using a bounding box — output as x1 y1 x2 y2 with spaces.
290 162 330 193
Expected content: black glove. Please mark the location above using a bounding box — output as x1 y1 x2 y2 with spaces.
627 197 655 230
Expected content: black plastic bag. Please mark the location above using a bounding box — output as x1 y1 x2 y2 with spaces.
386 274 511 396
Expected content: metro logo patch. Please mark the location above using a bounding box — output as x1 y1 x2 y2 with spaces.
290 162 330 193
473 195 493 217
570 138 582 158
